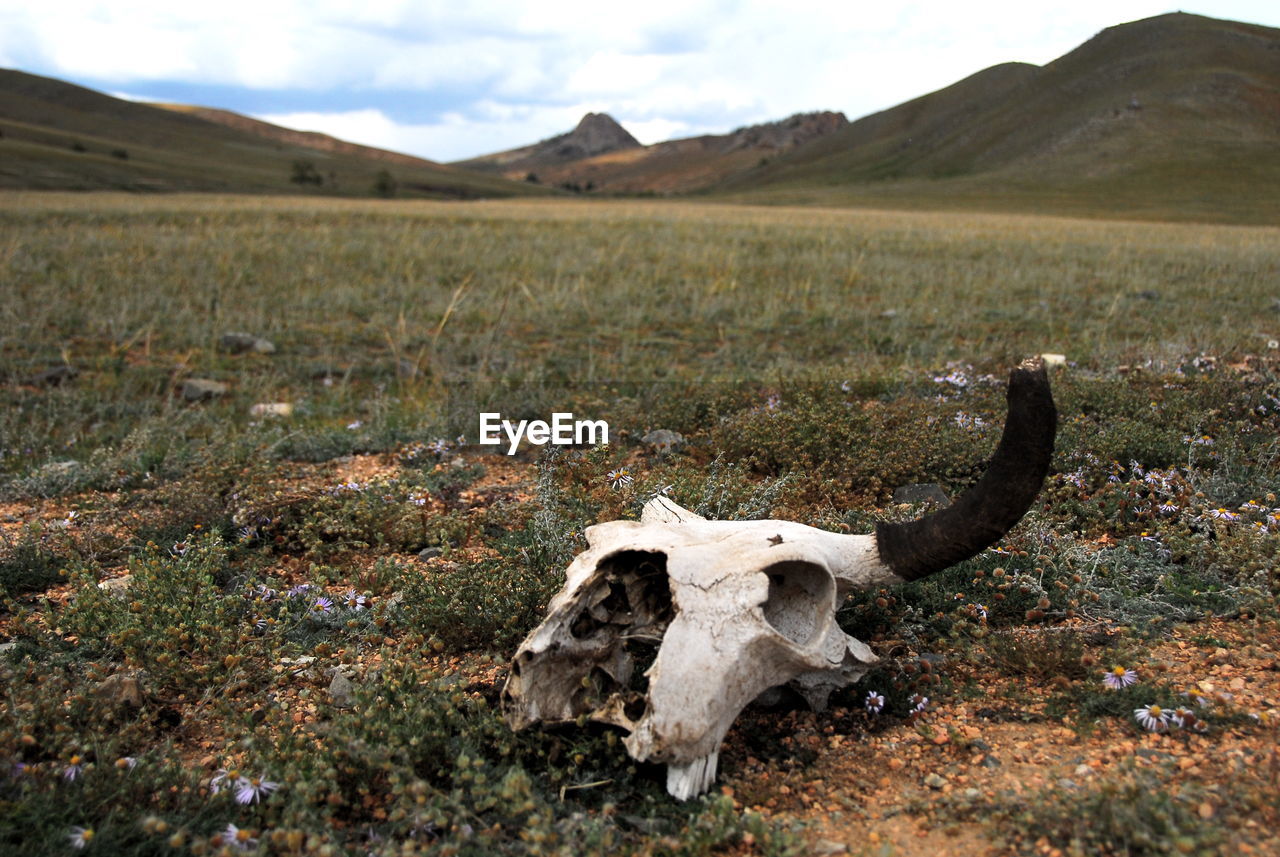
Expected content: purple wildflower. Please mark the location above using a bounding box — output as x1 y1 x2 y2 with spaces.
235 775 279 805
1104 666 1138 689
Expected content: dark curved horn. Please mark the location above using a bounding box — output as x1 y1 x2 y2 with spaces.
875 357 1057 582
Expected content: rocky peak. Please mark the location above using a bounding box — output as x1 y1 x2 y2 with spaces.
722 111 849 153
552 112 642 160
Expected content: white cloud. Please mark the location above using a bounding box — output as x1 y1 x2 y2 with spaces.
3 0 1280 160
256 103 619 162
625 117 693 146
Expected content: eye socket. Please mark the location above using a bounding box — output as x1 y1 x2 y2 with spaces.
760 561 834 647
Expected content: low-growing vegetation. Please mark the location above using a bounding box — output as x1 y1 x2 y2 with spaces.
1 194 1278 855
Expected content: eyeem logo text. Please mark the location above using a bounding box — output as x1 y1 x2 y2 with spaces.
478 412 609 455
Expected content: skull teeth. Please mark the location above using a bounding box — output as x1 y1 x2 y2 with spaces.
665 752 719 801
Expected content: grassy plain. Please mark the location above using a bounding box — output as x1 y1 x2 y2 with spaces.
2 193 1279 855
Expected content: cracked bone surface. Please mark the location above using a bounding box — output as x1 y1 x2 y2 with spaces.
502 358 1056 799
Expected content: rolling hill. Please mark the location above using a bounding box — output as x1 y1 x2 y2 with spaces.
0 69 548 198
716 12 1280 222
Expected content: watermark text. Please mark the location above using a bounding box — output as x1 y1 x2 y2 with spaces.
478 412 609 455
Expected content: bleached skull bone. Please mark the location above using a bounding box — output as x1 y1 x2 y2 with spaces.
503 358 1057 800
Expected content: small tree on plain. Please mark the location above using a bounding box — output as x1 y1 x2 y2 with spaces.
290 160 323 185
373 169 397 198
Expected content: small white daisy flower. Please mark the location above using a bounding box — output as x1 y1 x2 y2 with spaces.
222 823 258 851
234 775 279 805
865 691 885 714
1135 704 1170 732
63 755 85 782
68 826 94 849
1104 666 1138 689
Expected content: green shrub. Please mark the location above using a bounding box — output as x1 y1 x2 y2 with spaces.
58 534 258 692
991 762 1223 856
0 527 68 598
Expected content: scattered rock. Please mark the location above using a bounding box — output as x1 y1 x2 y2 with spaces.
327 669 356 708
879 308 898 319
923 773 948 790
417 547 444 561
0 642 18 656
93 671 146 709
1040 353 1067 366
37 460 81 478
1057 778 1079 790
98 574 133 599
812 840 847 855
24 364 78 386
641 429 686 455
249 402 294 418
181 378 230 401
219 332 276 355
892 483 951 507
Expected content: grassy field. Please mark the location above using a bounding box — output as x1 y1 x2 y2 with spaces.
2 193 1279 855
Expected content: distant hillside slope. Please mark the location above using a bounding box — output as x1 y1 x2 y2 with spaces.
156 104 446 171
716 13 1280 222
455 111 849 193
0 69 548 198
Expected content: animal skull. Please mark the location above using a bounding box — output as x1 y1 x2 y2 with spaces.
503 358 1056 799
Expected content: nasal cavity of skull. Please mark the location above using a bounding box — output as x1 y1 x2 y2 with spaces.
566 551 674 722
569 551 672 641
761 561 833 647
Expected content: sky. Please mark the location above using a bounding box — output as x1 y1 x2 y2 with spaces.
2 1 1278 163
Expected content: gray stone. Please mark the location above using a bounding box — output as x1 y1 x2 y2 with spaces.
249 402 294 418
327 670 356 708
39 460 81 477
641 429 686 454
98 574 133 598
219 332 276 355
93 671 146 708
813 840 847 855
893 483 951 508
417 546 443 561
0 642 18 656
25 365 78 386
923 773 947 790
181 378 229 401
